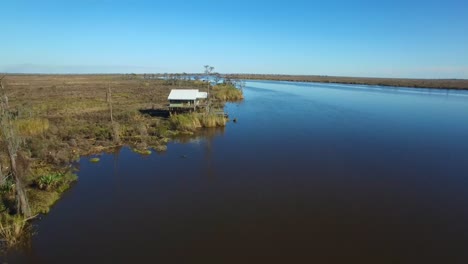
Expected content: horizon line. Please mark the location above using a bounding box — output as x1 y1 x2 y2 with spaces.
1 72 467 81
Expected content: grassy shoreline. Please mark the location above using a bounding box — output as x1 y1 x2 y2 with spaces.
226 74 468 90
0 74 243 249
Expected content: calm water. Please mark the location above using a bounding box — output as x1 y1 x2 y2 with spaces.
7 81 468 263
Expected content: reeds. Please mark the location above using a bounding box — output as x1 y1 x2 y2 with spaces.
15 118 49 137
212 84 244 102
169 112 227 131
0 214 29 248
169 113 202 131
200 113 226 127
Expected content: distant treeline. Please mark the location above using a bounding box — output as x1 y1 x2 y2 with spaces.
5 73 467 89
224 74 468 90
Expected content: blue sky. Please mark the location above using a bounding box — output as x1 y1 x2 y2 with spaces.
1 0 467 78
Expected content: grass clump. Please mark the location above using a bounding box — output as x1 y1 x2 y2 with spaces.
212 84 244 102
27 189 60 215
0 178 15 195
169 112 228 132
0 214 29 248
15 118 50 137
28 170 77 215
169 113 202 132
35 172 77 192
37 174 60 191
200 113 227 127
132 148 152 155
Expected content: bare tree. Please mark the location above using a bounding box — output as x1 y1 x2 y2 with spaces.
106 83 113 124
107 83 119 143
0 76 31 217
0 158 4 186
204 65 215 113
213 73 221 85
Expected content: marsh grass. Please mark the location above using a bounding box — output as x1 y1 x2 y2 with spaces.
37 174 59 191
0 178 15 195
0 214 28 248
90 157 100 163
200 113 227 127
15 118 50 137
132 148 152 155
27 189 60 214
169 112 227 132
28 170 77 215
212 84 243 102
0 75 233 249
34 172 77 192
169 113 202 131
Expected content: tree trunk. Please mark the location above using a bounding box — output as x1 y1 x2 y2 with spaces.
0 76 31 217
10 155 31 217
107 84 113 123
0 163 5 186
107 84 119 143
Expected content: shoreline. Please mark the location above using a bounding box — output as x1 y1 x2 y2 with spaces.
226 74 468 90
0 74 243 249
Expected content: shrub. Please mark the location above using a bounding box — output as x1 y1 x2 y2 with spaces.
35 172 77 192
37 174 60 191
0 178 15 195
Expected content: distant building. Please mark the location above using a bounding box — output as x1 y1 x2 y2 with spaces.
168 89 208 111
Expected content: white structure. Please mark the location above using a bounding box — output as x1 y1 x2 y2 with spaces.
168 89 208 110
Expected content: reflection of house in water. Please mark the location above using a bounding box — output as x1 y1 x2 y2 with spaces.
168 89 207 111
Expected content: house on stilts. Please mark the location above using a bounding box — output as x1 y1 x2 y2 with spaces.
168 89 208 111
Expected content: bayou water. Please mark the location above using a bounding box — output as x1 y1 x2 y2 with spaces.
6 81 468 263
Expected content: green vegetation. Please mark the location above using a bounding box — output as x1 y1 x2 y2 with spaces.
132 148 152 155
36 172 76 192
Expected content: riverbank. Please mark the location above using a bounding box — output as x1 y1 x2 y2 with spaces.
0 74 243 249
226 74 468 90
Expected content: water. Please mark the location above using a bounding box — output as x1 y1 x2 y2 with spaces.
7 81 468 263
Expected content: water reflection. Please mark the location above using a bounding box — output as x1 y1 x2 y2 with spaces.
172 126 226 144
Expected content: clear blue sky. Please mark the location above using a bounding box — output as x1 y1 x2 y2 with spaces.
1 0 467 78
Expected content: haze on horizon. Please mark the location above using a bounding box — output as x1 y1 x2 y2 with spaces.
1 0 467 79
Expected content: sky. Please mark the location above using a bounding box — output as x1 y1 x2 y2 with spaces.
1 0 467 78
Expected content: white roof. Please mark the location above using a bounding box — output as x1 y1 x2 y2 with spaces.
168 89 207 100
197 92 208 99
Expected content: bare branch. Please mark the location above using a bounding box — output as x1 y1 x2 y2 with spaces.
0 75 5 90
